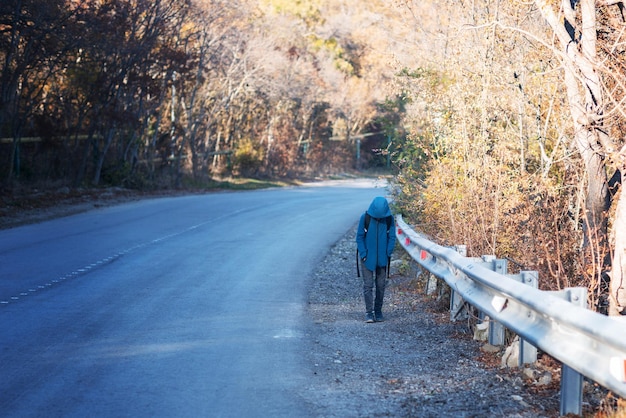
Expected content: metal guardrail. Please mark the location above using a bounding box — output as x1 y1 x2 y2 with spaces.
395 214 626 411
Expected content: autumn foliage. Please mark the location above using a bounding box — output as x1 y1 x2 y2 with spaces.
0 0 394 188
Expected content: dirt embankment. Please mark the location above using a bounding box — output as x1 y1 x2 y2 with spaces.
0 187 192 230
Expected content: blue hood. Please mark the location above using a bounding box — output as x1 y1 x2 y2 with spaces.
366 196 392 219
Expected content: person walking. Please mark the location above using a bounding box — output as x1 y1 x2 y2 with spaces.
356 196 396 323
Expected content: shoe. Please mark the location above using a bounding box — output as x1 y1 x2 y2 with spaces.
375 312 384 322
365 312 375 323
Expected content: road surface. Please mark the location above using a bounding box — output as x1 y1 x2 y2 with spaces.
0 179 388 417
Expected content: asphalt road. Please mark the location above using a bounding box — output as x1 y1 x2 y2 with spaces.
0 179 388 417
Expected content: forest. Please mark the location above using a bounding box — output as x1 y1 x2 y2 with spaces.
2 0 626 317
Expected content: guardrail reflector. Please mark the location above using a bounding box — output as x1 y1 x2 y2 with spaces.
420 250 427 260
405 237 411 246
397 228 402 235
492 296 507 312
610 357 626 382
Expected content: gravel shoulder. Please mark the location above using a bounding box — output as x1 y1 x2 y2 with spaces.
302 226 566 417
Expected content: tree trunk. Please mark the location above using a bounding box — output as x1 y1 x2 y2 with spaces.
610 146 626 315
8 136 19 181
93 128 115 186
610 183 626 315
535 0 614 311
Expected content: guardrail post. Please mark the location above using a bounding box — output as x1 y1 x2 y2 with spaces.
482 255 506 346
493 258 507 275
426 272 438 295
491 258 508 345
516 271 539 365
552 287 587 416
449 245 468 321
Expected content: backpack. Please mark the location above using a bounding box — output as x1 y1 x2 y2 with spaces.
364 212 392 234
356 212 393 278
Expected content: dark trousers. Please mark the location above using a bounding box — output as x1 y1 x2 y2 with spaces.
361 263 386 314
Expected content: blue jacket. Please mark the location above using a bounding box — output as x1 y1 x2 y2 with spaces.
356 197 396 271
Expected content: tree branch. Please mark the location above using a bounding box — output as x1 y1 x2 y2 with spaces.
599 0 624 6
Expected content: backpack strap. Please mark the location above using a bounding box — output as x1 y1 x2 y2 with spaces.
364 212 392 233
358 212 369 277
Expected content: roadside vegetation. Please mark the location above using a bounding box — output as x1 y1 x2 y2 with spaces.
390 1 626 320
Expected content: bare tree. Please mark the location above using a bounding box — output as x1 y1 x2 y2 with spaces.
533 0 626 314
0 0 77 182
